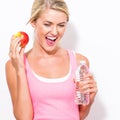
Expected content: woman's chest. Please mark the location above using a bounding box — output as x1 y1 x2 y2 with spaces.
30 56 70 79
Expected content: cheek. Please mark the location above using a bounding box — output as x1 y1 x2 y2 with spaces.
36 26 46 37
38 25 49 35
59 28 66 36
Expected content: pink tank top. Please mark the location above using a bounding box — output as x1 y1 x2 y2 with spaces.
24 50 80 120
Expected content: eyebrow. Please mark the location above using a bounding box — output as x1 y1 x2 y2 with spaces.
43 21 67 24
58 22 67 24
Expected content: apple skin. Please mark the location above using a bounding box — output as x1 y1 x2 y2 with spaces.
14 31 29 48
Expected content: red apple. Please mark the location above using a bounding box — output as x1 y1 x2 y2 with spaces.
14 31 29 48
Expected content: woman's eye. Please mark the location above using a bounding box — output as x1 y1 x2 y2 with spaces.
44 24 50 26
58 24 65 27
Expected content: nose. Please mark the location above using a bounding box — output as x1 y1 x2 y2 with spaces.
51 26 58 35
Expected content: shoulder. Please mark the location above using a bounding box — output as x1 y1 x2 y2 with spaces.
75 52 90 67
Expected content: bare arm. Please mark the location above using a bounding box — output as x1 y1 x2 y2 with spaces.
79 79 97 120
76 53 98 120
5 36 33 120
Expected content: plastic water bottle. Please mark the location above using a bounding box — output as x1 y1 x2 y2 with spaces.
75 60 90 105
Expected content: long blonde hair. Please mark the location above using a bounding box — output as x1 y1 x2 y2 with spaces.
28 0 69 23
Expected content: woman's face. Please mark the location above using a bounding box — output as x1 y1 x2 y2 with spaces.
31 8 68 52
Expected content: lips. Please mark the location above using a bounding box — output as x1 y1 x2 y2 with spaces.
46 36 57 46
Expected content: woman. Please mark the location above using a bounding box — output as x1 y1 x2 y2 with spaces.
5 0 97 120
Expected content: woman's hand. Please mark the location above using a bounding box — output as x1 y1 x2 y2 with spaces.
9 35 25 71
76 72 97 120
78 72 98 104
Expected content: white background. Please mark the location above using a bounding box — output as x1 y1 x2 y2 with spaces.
0 0 120 120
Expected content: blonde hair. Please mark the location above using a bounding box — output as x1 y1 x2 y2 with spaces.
28 0 69 23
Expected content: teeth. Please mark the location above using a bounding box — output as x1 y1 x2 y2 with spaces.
47 37 56 41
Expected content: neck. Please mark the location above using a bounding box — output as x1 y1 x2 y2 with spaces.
30 46 64 58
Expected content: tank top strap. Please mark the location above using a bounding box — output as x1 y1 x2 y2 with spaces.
23 54 30 71
67 49 77 74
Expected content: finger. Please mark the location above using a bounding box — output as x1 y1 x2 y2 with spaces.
82 85 98 94
80 72 94 81
19 47 25 59
85 72 94 80
9 37 21 57
80 79 97 92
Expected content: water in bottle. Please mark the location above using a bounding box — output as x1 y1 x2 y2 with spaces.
75 60 90 105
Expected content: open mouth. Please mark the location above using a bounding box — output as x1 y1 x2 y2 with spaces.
46 36 57 46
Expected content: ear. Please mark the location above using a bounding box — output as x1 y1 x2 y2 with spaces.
30 21 36 28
